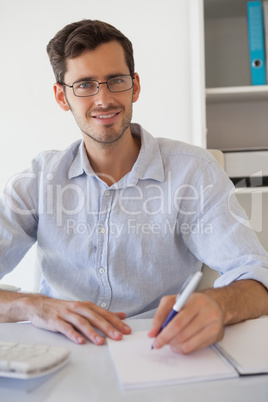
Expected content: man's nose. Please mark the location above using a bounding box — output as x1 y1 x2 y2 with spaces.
94 82 114 106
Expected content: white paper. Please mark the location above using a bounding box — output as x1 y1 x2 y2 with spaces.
217 316 268 375
107 331 238 389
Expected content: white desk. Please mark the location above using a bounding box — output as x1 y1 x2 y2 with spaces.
0 319 267 402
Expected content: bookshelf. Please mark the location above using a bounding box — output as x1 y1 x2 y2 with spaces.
204 0 268 253
204 0 268 150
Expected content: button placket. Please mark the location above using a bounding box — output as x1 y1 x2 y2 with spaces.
95 189 113 309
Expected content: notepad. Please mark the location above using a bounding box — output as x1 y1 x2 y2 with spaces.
107 332 238 389
216 316 268 375
107 317 268 389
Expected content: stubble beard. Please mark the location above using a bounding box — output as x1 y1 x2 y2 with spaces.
69 102 133 147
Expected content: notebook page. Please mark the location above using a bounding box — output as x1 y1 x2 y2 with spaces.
107 330 238 389
216 316 268 375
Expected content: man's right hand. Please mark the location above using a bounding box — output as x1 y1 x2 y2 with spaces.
0 291 131 344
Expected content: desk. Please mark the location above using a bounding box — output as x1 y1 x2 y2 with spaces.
0 319 267 402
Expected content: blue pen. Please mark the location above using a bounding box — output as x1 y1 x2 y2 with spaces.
152 271 203 349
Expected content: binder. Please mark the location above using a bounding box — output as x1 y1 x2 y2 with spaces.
247 1 266 85
263 0 268 82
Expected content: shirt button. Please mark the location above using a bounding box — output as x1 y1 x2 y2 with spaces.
100 227 106 234
101 303 107 308
105 190 110 196
99 267 105 274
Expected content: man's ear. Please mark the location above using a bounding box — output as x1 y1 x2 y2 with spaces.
132 73 141 103
53 83 70 111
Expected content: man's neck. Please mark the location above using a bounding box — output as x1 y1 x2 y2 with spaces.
84 129 141 186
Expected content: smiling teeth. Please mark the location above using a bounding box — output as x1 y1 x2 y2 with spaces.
98 113 116 119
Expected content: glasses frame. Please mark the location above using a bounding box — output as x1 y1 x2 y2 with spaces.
60 75 135 97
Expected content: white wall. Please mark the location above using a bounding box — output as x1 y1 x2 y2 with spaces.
0 0 205 290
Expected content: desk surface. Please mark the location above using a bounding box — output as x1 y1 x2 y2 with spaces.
0 319 267 402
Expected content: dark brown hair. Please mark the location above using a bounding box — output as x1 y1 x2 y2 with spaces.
47 19 135 83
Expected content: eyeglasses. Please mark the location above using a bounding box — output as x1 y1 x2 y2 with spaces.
61 75 135 97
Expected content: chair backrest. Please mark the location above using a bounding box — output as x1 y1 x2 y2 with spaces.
208 149 225 168
197 264 220 291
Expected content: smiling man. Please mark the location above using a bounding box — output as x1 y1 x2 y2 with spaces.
54 39 141 186
0 20 267 354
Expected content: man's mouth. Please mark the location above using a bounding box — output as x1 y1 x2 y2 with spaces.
91 111 120 124
94 113 118 119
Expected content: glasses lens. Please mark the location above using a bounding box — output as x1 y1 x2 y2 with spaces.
107 76 133 92
73 81 99 97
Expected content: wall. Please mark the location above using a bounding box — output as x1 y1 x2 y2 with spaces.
0 0 204 290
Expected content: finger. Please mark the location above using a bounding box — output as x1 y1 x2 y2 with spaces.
35 309 110 346
30 297 131 344
148 295 176 338
83 305 131 335
170 320 225 354
60 319 106 345
110 311 132 333
66 303 131 340
60 312 109 345
168 294 224 353
114 312 127 320
151 307 194 349
172 301 223 349
153 294 224 353
34 316 88 345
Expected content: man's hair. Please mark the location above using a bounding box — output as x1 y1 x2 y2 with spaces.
47 19 135 84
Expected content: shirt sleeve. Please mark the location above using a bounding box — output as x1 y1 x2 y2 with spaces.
179 156 268 290
0 160 38 278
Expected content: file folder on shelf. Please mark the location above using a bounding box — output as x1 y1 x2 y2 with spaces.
247 1 266 85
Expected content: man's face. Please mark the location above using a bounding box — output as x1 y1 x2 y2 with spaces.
55 41 140 146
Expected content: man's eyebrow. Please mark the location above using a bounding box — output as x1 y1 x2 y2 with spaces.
105 73 130 79
73 73 129 83
73 76 97 83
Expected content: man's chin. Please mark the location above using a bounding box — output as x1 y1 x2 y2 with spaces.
82 129 125 145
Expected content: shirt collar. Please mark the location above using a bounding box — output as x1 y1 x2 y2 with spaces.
126 123 165 185
68 141 93 179
68 123 165 185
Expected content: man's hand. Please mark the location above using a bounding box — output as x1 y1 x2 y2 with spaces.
7 293 132 345
148 293 224 354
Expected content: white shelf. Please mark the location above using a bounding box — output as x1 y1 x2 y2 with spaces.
206 86 268 103
234 186 268 194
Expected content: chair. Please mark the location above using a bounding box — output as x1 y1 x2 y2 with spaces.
207 149 225 168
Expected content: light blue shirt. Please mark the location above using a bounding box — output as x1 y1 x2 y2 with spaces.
1 124 268 317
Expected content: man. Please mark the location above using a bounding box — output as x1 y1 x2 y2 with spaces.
0 20 267 354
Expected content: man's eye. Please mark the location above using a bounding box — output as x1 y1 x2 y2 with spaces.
109 78 123 85
78 81 93 89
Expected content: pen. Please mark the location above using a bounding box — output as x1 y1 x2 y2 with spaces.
152 271 203 349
